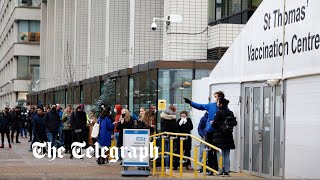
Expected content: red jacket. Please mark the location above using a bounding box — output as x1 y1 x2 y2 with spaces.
114 104 122 133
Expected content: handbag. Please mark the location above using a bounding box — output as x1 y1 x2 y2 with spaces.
91 122 100 138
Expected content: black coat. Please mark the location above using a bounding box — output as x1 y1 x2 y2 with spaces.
160 112 176 133
12 111 23 128
0 113 10 133
27 111 37 131
44 110 61 131
70 111 87 130
176 118 193 151
211 109 237 150
33 114 47 141
116 118 134 147
136 120 155 135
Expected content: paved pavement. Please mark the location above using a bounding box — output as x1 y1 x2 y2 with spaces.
0 137 262 179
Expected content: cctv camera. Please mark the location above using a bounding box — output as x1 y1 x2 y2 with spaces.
151 21 157 31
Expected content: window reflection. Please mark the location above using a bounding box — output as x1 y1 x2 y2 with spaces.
208 0 263 23
17 56 40 79
18 21 40 43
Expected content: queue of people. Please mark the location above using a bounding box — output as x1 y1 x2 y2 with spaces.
0 91 237 177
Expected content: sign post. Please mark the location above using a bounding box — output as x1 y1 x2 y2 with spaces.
121 129 150 176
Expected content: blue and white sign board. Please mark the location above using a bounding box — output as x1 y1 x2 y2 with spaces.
122 129 150 167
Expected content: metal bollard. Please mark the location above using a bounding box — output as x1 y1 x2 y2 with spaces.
152 136 159 177
203 150 207 179
161 135 166 177
218 150 223 175
179 137 187 178
169 136 177 177
194 146 198 178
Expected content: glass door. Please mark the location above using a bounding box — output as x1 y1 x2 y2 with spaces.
241 83 284 178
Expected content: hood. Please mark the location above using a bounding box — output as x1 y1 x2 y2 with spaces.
160 112 176 120
115 104 122 115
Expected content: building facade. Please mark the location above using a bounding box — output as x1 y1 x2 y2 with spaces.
30 0 263 127
0 0 41 109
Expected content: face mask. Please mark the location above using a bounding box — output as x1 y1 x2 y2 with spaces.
114 109 117 113
213 97 217 103
110 111 112 115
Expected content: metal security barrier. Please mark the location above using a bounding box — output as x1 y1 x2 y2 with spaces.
150 132 223 178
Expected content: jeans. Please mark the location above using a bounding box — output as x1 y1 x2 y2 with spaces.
20 128 27 137
58 126 64 147
114 132 121 158
198 138 206 170
222 149 230 173
165 139 174 168
46 129 59 147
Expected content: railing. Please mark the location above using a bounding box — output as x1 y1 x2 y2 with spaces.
150 132 223 178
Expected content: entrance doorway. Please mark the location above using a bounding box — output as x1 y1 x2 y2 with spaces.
241 82 284 178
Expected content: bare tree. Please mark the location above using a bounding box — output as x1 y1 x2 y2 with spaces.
63 41 76 105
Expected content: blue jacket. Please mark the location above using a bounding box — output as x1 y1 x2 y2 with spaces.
198 112 208 138
97 116 114 147
57 110 63 127
190 102 218 133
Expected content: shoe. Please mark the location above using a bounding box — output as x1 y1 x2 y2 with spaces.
28 140 32 142
98 160 102 165
9 144 12 148
173 167 178 170
70 154 73 159
0 145 4 148
197 169 203 173
206 172 214 176
120 162 122 165
223 172 230 177
16 141 21 143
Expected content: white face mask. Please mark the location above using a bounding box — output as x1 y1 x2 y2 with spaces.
114 109 117 113
213 97 217 103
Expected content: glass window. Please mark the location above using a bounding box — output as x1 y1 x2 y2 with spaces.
158 69 193 114
132 69 158 117
19 0 41 7
18 20 40 42
17 56 28 78
30 21 40 32
120 76 129 107
17 56 40 79
209 0 262 24
251 0 263 9
208 0 216 23
229 0 241 14
195 69 210 80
